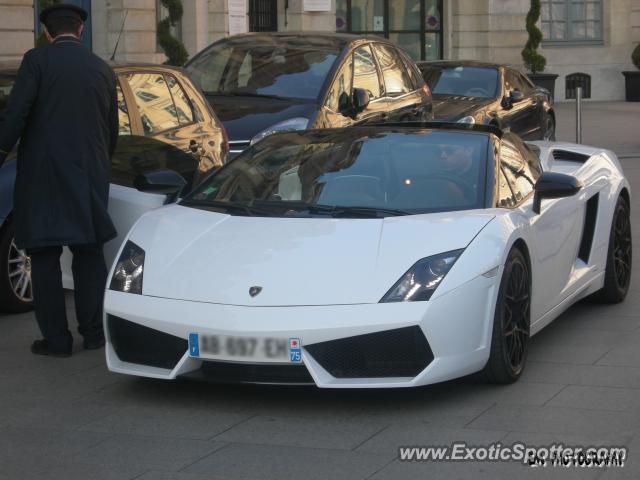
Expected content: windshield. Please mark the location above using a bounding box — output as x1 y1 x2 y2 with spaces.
0 71 16 114
183 129 489 217
422 66 499 98
186 40 339 101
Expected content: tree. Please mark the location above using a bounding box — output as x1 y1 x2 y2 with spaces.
157 0 189 66
521 0 546 73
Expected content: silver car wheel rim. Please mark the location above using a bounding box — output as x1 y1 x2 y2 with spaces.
8 239 32 303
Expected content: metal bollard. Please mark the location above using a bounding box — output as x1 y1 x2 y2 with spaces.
576 86 582 144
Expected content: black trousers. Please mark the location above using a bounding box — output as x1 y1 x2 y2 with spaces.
28 245 107 349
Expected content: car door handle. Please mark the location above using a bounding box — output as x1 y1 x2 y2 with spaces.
189 140 202 153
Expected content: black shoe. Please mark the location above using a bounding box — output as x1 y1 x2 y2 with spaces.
83 337 105 350
30 339 72 357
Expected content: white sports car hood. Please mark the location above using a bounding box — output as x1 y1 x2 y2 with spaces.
127 205 494 306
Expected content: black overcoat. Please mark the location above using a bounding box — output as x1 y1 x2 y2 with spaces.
0 37 118 249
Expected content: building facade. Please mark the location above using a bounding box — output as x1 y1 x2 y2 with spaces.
1 0 639 101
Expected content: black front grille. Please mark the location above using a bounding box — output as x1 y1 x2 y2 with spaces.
107 315 187 369
304 326 433 378
181 361 315 385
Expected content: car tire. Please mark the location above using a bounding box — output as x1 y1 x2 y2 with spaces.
0 222 34 313
482 247 530 384
592 196 632 303
543 115 556 141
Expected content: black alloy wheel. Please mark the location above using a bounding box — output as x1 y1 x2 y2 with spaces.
483 247 531 384
0 222 34 313
593 196 632 303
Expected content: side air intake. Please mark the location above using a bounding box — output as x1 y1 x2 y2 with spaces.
552 150 590 163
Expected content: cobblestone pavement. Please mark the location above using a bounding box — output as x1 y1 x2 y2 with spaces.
1 102 639 480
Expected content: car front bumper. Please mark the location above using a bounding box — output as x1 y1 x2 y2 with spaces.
104 272 499 388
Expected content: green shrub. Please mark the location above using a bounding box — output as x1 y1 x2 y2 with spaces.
632 44 640 70
521 0 547 73
157 0 189 66
36 0 60 47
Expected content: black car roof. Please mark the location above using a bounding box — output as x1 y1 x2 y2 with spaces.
417 60 507 70
195 32 397 53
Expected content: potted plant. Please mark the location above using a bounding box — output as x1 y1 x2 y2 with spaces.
622 44 640 102
522 0 558 98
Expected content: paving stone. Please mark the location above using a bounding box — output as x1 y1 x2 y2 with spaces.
521 362 640 389
467 404 640 437
70 434 227 472
184 443 393 480
80 405 251 440
214 415 389 450
546 385 640 413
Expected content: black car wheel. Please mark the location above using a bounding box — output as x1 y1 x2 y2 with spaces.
543 115 556 141
482 247 530 384
592 196 632 303
0 222 33 313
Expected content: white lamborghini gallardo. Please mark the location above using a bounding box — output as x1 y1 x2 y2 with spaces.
104 124 631 387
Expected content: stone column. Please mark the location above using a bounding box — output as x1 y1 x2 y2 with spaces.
183 0 209 56
208 0 230 44
0 0 35 61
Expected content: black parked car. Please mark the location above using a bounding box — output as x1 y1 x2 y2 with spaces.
0 63 228 312
417 61 555 141
185 33 433 156
0 61 19 119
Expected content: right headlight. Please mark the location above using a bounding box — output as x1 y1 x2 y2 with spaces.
109 241 145 295
456 115 476 124
250 117 309 145
380 249 464 303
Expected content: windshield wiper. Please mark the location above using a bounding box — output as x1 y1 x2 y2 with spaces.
307 205 411 218
181 199 274 216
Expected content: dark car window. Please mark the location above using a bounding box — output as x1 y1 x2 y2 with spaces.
507 133 542 177
500 137 539 204
116 81 132 136
353 45 382 100
166 74 194 125
186 40 339 101
422 66 499 98
497 167 517 208
184 129 488 216
325 54 353 112
373 44 414 97
125 73 181 135
506 69 531 94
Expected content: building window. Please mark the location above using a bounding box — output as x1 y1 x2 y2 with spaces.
336 0 443 61
540 0 602 44
249 0 277 32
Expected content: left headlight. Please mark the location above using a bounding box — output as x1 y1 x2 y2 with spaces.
250 117 309 145
380 249 464 303
456 115 476 124
109 241 145 295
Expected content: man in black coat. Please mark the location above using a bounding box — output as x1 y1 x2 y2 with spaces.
0 4 118 357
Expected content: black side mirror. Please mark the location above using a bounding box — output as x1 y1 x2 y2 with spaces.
134 170 187 198
510 90 525 103
338 91 352 115
533 172 582 214
352 87 370 114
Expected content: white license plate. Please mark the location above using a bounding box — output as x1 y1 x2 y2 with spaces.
188 333 302 363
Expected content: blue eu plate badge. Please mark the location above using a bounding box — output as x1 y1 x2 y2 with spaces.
289 338 302 363
188 333 199 357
